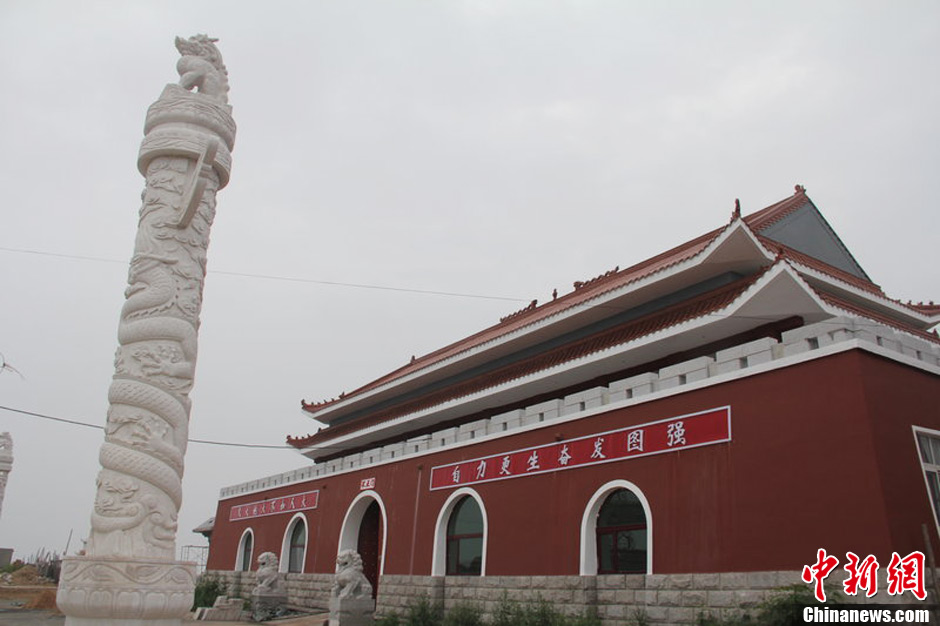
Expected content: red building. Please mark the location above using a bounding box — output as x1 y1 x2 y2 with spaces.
202 187 940 617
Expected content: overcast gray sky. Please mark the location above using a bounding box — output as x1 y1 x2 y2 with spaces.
1 0 938 562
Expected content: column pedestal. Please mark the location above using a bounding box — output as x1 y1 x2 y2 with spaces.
57 555 196 625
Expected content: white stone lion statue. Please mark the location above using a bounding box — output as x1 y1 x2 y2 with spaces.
331 549 372 600
255 551 280 592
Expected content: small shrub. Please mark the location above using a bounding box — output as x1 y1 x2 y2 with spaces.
405 596 444 626
491 595 597 626
629 607 651 626
376 613 402 626
490 593 518 626
443 602 484 626
192 573 227 610
568 607 603 626
753 584 838 626
396 594 598 626
698 584 839 626
696 611 753 625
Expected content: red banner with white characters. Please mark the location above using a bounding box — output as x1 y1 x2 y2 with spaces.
229 489 320 521
429 406 731 491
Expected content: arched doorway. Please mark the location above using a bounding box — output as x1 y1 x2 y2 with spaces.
357 501 381 597
338 491 387 599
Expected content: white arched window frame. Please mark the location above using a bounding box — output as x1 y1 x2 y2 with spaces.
580 479 652 575
337 490 389 576
279 513 308 573
431 487 488 576
235 527 254 572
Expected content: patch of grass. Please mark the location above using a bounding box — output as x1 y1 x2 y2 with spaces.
382 594 600 626
376 613 403 626
697 584 841 626
444 602 486 626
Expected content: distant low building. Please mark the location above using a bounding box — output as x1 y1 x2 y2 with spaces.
203 187 940 621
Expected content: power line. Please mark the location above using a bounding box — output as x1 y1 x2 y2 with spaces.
211 268 525 302
6 245 930 327
0 245 526 303
0 404 294 450
0 246 125 266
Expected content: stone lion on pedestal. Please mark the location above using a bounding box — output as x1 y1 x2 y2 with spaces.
251 552 287 622
255 552 280 592
331 550 372 600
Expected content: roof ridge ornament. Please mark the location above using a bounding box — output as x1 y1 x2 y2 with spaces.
500 299 538 323
573 266 620 291
795 184 807 195
731 198 741 221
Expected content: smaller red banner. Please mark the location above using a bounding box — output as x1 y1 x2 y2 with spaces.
229 489 320 521
430 406 730 491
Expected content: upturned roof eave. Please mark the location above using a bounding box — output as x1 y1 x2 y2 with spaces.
291 261 827 454
791 262 939 332
296 217 756 426
292 189 912 443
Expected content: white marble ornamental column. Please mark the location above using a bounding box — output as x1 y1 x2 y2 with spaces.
0 432 12 520
57 34 236 626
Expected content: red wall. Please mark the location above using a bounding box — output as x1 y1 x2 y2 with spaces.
207 349 940 576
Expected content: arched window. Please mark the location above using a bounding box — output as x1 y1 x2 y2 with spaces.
281 515 307 574
235 528 254 572
595 489 647 574
446 496 484 576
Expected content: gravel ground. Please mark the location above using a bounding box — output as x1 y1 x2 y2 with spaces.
0 609 63 626
0 609 330 626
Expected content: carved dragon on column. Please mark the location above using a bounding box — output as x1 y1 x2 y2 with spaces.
58 35 236 625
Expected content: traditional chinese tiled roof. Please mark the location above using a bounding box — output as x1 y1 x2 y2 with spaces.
812 288 940 344
758 237 884 296
907 302 940 317
289 270 763 449
302 187 875 416
292 186 935 450
742 184 810 231
192 517 215 535
301 225 721 414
